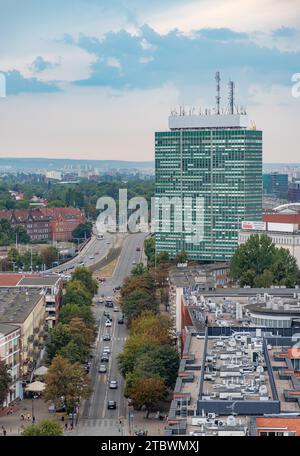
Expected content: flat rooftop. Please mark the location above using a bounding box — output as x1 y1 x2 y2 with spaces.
18 277 59 287
0 288 43 324
168 113 249 130
202 336 272 402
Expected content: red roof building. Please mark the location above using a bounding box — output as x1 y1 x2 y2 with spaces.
40 208 85 242
0 209 50 241
255 416 300 436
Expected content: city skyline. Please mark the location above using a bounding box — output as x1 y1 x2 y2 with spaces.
0 0 299 162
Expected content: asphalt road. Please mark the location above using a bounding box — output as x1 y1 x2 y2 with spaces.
45 232 115 275
76 232 147 436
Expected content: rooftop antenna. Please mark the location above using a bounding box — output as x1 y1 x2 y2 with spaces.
228 80 235 115
215 71 221 115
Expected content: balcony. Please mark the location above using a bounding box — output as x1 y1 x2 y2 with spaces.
45 295 56 303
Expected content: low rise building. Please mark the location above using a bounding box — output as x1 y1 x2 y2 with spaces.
40 207 85 241
0 274 63 329
0 288 46 381
0 323 21 405
0 209 50 241
239 220 300 267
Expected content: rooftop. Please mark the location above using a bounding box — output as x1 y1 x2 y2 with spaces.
0 288 43 323
0 322 20 338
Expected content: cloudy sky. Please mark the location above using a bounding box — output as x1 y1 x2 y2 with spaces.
0 0 299 162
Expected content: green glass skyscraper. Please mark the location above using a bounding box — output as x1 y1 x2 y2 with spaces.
155 106 262 262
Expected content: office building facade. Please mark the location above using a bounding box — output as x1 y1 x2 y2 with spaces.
155 113 262 261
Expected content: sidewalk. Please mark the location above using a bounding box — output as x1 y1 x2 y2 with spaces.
0 399 64 436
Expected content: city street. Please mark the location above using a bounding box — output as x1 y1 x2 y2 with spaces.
75 232 147 436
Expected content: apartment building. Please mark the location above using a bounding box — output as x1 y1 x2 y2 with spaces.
0 323 21 406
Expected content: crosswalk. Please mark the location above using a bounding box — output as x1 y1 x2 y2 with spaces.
101 336 127 342
78 419 121 428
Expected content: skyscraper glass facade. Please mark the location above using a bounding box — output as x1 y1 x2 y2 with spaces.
155 126 262 261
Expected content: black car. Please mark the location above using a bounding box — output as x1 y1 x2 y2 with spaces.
103 311 112 320
101 354 109 362
103 334 111 341
107 401 117 410
118 317 124 324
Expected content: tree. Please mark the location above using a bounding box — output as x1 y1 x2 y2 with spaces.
0 219 14 246
230 234 299 287
0 359 11 407
72 222 92 241
44 355 90 413
46 318 94 363
62 280 92 307
144 237 155 266
41 246 59 269
131 263 148 276
71 266 98 295
121 274 155 300
118 335 156 377
133 345 179 389
175 250 187 264
125 376 168 418
46 323 71 361
156 251 170 265
131 312 175 345
59 303 95 328
14 225 30 244
122 289 158 325
22 420 63 436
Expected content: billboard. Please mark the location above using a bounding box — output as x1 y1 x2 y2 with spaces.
241 221 266 231
267 222 298 233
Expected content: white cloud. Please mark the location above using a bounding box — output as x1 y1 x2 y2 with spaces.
247 83 300 162
143 0 300 44
0 84 179 161
107 57 122 70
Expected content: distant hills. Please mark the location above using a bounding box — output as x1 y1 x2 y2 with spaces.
0 157 154 171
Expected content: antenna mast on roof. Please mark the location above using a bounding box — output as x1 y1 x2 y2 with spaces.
215 71 221 115
228 80 235 115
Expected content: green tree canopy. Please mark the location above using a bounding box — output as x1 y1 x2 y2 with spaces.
62 280 93 306
121 289 158 325
0 359 11 407
59 303 95 328
229 234 299 287
72 222 92 241
22 420 63 436
71 266 98 295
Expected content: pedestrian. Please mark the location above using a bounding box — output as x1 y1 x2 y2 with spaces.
27 413 31 421
32 416 36 424
2 427 6 436
20 413 24 421
61 415 65 422
64 422 68 431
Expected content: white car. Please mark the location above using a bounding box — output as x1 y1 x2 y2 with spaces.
103 346 111 354
105 320 112 327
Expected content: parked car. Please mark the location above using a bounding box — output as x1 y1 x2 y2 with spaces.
107 401 117 410
113 307 119 312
